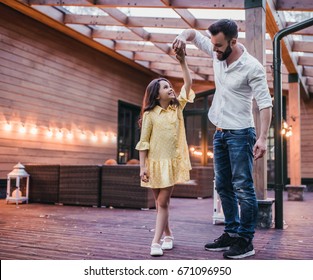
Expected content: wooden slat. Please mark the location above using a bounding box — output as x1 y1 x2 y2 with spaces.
0 190 313 260
1 0 156 76
276 0 313 11
293 40 313 53
27 0 244 9
298 56 313 66
266 0 310 99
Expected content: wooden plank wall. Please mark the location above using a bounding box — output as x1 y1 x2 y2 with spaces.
299 99 313 178
0 5 153 178
286 96 313 179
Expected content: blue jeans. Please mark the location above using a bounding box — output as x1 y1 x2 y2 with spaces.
213 127 258 240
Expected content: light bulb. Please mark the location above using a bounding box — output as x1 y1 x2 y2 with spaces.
19 125 26 134
56 130 63 139
80 132 86 140
91 135 98 142
30 127 38 135
4 123 12 131
67 132 73 140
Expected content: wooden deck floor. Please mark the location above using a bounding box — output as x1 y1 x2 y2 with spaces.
0 190 312 260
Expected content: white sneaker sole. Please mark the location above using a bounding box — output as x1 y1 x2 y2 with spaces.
224 249 255 259
205 246 230 252
161 242 173 250
150 244 163 256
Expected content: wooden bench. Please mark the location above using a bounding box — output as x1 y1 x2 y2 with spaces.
58 165 101 207
25 164 60 204
172 166 214 199
101 165 155 209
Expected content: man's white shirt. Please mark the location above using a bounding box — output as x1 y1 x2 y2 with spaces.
192 30 273 129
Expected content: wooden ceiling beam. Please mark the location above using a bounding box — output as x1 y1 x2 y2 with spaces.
115 41 163 53
163 70 209 81
134 52 213 67
275 0 313 11
99 6 197 76
128 16 189 29
306 77 313 86
173 8 196 28
163 0 244 9
92 29 143 40
150 61 214 76
298 56 313 67
293 41 313 53
286 23 313 35
303 66 313 76
64 14 121 26
28 0 244 9
5 0 313 91
28 0 94 5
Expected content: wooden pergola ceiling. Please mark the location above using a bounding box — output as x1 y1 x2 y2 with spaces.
3 0 313 97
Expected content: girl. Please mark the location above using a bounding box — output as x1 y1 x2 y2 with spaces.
135 50 194 256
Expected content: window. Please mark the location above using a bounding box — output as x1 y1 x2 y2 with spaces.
117 101 140 164
184 90 215 166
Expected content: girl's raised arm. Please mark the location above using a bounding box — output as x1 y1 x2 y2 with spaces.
176 49 192 98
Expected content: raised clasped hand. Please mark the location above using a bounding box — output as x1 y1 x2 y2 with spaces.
172 36 187 56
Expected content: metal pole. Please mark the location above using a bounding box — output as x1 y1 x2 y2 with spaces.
273 17 313 229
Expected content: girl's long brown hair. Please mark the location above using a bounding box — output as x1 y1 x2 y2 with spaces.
138 78 179 127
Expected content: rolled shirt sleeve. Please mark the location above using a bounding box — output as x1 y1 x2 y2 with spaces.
249 63 273 110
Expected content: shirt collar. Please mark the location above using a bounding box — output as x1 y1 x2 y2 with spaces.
154 105 176 114
237 43 247 64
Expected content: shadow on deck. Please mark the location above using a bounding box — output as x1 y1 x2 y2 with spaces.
0 190 312 260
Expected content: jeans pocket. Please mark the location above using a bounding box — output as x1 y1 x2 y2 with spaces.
228 128 249 136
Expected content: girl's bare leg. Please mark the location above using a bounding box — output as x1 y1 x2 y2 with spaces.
151 187 173 244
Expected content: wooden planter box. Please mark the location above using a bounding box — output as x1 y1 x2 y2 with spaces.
58 165 101 207
25 164 60 204
101 165 155 209
172 166 214 199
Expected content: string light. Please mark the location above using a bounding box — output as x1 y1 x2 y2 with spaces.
281 120 292 138
47 129 53 138
56 130 63 139
66 131 73 140
19 125 26 134
111 134 117 143
189 146 214 158
30 126 38 135
4 123 12 131
91 134 98 142
80 131 87 140
102 134 109 143
1 120 116 144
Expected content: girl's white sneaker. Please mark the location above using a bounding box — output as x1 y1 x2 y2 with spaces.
150 243 163 256
161 236 174 250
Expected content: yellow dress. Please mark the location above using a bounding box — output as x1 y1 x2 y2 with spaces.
135 86 195 188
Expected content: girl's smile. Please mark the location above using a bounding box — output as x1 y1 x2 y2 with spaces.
158 80 176 101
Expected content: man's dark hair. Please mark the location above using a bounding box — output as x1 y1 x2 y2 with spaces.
208 19 238 41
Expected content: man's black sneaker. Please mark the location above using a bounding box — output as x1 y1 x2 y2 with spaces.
204 233 238 251
223 237 255 259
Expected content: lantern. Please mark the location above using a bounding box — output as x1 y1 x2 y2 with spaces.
6 163 30 205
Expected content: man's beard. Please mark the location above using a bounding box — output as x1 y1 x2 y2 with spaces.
217 43 232 61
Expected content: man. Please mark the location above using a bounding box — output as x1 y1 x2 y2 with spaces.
172 19 272 259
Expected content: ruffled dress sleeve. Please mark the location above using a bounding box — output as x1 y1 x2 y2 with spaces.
177 86 195 109
135 111 152 151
